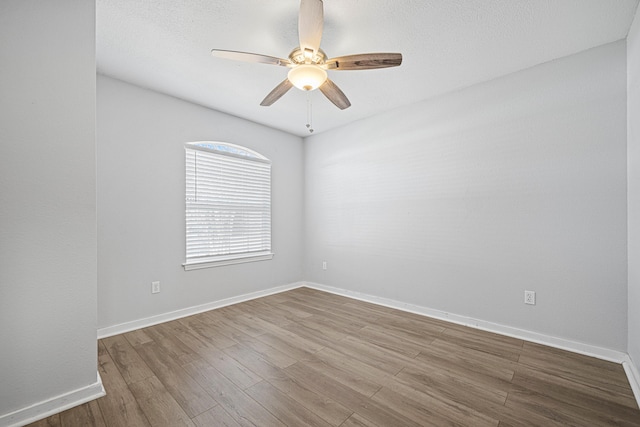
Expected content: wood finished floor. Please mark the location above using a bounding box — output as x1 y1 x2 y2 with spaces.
28 287 640 426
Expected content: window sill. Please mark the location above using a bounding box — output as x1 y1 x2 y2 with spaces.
183 252 274 270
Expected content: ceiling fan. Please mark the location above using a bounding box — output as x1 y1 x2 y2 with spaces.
211 0 402 110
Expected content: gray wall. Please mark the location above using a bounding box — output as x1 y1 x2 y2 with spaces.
97 76 304 330
0 0 99 419
304 41 628 351
628 9 640 372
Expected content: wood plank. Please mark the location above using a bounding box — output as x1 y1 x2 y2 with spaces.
417 339 517 383
245 381 334 427
223 343 352 426
223 341 352 426
396 365 508 408
342 299 449 330
271 299 316 319
497 396 584 427
326 334 413 375
205 311 266 338
255 328 324 361
340 413 379 427
278 300 337 318
284 362 423 427
135 341 217 418
355 326 424 358
123 328 153 347
362 321 440 349
518 341 636 402
96 342 151 426
280 298 370 328
266 369 352 426
372 386 498 427
301 299 380 326
509 369 640 426
346 304 445 339
304 355 381 397
230 333 297 369
303 313 366 336
174 328 263 390
59 399 105 427
258 291 299 305
222 342 284 377
191 406 241 427
505 386 625 427
308 346 389 397
292 288 357 305
177 314 238 350
102 334 154 384
183 358 286 427
394 367 536 427
240 300 294 327
281 321 343 349
194 314 258 346
141 323 201 366
345 299 481 338
286 297 379 326
513 364 640 418
340 300 431 323
129 376 195 426
381 374 500 426
440 326 523 361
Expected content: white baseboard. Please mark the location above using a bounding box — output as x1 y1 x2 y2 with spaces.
303 282 628 363
623 355 640 409
97 282 305 339
0 372 105 427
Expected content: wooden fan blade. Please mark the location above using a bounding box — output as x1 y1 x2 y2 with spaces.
319 78 351 110
260 79 294 106
325 53 402 70
299 0 323 56
211 49 291 67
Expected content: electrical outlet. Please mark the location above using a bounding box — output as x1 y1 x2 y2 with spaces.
524 290 535 305
152 281 160 294
322 261 327 270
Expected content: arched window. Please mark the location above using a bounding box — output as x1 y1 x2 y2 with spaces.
184 141 272 269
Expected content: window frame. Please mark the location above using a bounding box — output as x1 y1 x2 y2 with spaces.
183 141 273 270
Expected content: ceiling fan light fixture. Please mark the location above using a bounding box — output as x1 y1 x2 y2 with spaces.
211 0 402 110
287 64 327 91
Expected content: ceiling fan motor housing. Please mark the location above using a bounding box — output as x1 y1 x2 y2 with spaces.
288 47 327 65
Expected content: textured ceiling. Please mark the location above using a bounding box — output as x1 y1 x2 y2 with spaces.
97 0 639 137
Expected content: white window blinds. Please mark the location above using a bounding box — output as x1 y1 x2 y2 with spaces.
185 142 272 269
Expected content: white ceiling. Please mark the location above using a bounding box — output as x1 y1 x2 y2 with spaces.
97 0 639 137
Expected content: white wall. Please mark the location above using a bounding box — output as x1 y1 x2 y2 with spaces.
97 76 304 330
628 8 640 372
304 41 628 351
0 0 101 424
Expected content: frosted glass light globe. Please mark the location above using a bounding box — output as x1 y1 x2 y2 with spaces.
287 64 327 91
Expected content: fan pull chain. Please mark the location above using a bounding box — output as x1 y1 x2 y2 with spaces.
306 92 314 133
